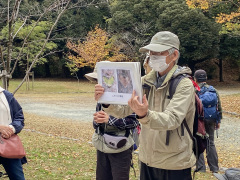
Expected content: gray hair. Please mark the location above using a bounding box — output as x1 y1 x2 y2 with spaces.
168 47 180 64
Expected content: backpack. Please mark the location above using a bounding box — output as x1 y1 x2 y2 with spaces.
143 74 209 159
132 124 141 151
167 74 209 160
214 168 240 180
198 85 220 123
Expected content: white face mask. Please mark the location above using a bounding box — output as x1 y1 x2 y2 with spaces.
149 54 172 73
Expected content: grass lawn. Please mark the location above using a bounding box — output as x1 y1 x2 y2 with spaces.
1 79 239 179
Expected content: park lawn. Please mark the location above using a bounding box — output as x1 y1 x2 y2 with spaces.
1 78 239 179
8 78 95 94
0 112 215 180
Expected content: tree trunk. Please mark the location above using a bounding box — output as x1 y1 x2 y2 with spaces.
188 61 196 74
45 63 51 77
219 58 223 82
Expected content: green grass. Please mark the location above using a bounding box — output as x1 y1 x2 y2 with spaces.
1 78 238 179
21 131 97 180
8 78 95 94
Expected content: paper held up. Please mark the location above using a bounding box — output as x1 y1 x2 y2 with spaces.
97 61 142 105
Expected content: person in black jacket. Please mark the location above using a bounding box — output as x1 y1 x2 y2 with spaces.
0 86 26 180
194 69 222 173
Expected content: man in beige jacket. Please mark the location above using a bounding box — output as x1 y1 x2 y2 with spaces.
95 31 196 180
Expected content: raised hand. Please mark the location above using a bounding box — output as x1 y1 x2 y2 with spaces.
95 84 104 101
128 91 148 118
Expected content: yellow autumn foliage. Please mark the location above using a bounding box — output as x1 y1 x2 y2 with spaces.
66 25 128 69
185 0 240 31
216 11 240 24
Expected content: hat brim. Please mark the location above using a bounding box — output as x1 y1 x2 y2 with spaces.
213 173 228 180
84 72 97 82
139 44 173 53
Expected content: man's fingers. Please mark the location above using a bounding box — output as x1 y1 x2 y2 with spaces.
132 95 140 105
142 94 148 105
131 90 136 98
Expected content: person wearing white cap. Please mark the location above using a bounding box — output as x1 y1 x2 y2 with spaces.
85 66 139 180
143 53 152 75
95 31 196 180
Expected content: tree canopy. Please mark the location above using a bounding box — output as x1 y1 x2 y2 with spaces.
0 0 239 83
108 0 221 70
186 0 240 34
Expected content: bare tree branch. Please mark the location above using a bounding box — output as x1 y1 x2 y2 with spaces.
10 12 45 76
13 16 27 39
10 0 79 77
13 0 71 94
38 50 64 60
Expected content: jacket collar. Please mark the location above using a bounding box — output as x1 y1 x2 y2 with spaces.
144 65 178 88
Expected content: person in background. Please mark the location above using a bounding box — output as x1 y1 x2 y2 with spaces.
143 53 151 75
85 66 139 180
95 31 196 180
194 69 222 173
0 86 26 180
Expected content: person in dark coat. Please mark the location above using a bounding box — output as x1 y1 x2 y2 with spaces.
0 86 26 180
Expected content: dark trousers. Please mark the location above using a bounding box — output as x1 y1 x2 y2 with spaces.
197 120 219 172
0 157 25 180
96 148 132 180
140 162 192 180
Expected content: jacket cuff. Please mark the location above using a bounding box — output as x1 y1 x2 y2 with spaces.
137 110 150 124
9 125 16 134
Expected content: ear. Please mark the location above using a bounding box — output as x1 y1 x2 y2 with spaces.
172 50 179 62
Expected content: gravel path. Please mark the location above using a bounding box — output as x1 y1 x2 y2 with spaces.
16 88 240 122
215 115 240 170
17 95 96 122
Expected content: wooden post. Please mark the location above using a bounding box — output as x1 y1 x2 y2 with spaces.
0 70 12 90
0 70 2 87
26 71 34 90
0 70 8 90
32 71 34 90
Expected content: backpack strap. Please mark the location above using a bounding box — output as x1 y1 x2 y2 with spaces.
166 74 187 145
168 74 187 99
142 83 151 100
183 119 199 180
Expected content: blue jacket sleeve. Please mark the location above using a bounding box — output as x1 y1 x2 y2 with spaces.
3 91 24 134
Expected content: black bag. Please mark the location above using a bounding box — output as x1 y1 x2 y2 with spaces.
214 168 240 180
